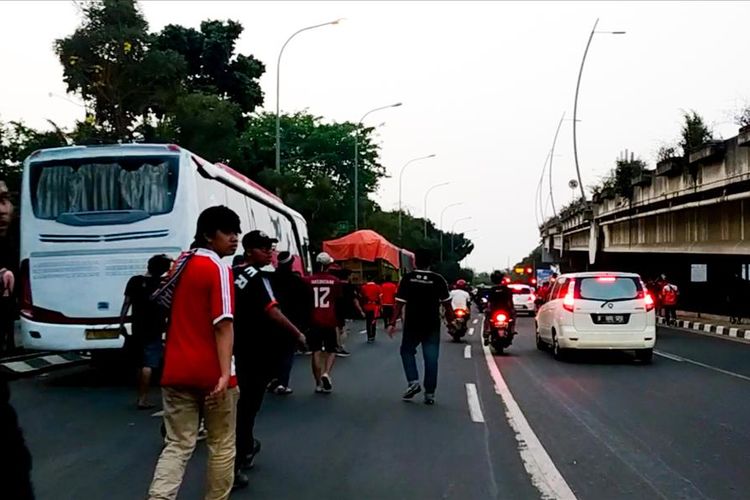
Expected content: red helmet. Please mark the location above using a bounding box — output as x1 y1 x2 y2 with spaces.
455 279 467 289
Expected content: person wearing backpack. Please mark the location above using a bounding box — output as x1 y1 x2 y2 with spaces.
147 206 240 500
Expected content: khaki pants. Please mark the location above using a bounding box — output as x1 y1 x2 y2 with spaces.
148 386 239 500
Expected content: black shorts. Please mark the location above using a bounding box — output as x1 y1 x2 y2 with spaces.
307 327 338 352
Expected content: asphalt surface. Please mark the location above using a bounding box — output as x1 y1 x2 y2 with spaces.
7 316 750 499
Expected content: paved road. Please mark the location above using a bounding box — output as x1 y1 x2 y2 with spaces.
7 316 750 499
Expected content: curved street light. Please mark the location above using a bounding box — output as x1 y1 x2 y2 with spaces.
423 181 451 237
398 154 437 241
572 18 626 201
450 217 472 253
354 102 402 229
275 19 343 176
439 202 463 261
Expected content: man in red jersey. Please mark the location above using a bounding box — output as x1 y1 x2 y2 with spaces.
148 206 240 500
380 280 398 329
305 252 362 393
361 276 382 343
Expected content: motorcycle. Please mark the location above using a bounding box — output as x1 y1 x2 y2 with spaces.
476 296 488 313
485 309 515 354
448 308 470 342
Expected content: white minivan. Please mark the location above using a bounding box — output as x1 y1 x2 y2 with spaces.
535 272 656 362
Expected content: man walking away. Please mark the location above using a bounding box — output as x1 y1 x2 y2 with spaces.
728 272 746 324
233 231 306 484
0 178 18 355
380 280 398 329
148 206 240 500
661 278 679 326
388 249 453 405
361 276 381 343
305 253 361 393
120 254 172 409
270 251 312 394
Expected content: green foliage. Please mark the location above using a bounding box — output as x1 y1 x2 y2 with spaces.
679 110 713 156
735 104 750 129
0 121 69 193
55 0 265 141
229 111 384 248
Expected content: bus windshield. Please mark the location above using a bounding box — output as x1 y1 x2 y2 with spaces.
30 155 179 223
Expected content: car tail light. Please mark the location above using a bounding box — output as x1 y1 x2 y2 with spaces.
597 276 617 282
562 278 576 312
528 294 536 302
644 292 655 312
19 259 32 319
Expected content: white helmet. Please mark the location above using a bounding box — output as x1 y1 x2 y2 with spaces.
316 252 334 266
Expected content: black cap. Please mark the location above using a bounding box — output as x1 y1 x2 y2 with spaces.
242 230 278 250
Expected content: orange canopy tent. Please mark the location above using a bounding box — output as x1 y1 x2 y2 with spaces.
323 230 414 270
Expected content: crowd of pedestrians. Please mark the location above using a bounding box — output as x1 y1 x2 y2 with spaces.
132 206 453 499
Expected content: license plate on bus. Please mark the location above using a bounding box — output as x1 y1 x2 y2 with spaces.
85 328 120 340
592 314 629 325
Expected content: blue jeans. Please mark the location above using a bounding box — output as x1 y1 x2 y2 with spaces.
400 332 440 394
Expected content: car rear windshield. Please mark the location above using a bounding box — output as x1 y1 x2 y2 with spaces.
30 155 179 221
578 277 640 301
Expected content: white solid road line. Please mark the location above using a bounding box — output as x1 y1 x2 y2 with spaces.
481 323 577 499
464 345 471 359
654 350 750 382
465 383 485 423
468 327 475 336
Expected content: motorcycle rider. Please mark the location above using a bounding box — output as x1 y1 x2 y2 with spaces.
449 280 471 317
483 271 516 346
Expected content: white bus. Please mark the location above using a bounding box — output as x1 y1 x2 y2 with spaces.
17 143 311 352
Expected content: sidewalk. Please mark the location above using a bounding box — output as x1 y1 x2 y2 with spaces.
658 310 750 341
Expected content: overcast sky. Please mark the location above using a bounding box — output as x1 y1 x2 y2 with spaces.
2 1 750 272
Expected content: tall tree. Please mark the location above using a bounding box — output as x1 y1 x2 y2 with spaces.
232 112 384 247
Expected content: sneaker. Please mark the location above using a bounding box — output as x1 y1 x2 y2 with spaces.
321 374 333 392
424 393 435 405
402 382 422 400
273 385 293 395
367 338 375 344
242 439 261 470
197 421 207 441
233 470 249 490
334 346 351 358
266 378 280 392
315 385 325 393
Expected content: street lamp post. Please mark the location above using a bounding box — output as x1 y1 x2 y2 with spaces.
439 202 463 262
354 102 402 230
450 217 472 253
275 19 342 177
572 19 625 201
423 182 451 238
398 154 437 241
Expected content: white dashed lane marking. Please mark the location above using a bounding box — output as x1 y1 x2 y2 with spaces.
464 345 471 359
468 328 475 336
465 383 485 423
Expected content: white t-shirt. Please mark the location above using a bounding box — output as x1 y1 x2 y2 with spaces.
450 289 471 310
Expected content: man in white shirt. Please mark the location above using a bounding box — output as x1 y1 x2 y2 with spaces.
449 280 471 312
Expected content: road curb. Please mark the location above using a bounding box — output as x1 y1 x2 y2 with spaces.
657 317 750 340
0 352 89 377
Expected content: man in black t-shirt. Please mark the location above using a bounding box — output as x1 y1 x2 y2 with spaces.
388 249 454 405
119 254 172 409
232 231 306 486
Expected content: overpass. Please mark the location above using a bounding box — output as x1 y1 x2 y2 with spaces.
540 127 750 314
